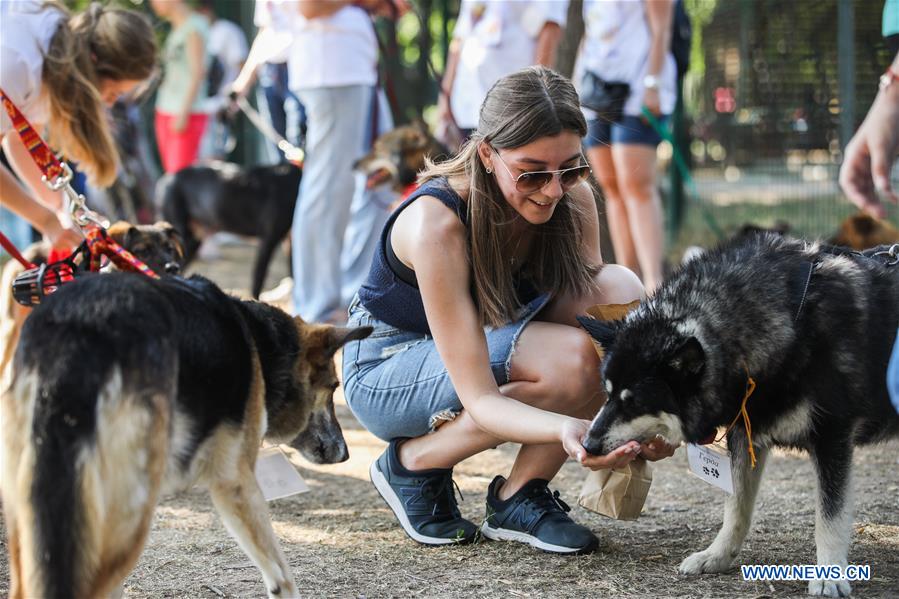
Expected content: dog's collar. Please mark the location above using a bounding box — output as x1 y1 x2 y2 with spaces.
790 261 815 323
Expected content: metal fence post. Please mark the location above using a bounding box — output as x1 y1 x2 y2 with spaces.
838 0 856 152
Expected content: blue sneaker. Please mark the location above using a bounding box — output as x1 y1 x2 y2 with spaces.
370 439 479 545
481 476 598 554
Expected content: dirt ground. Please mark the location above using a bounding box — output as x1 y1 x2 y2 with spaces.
2 241 897 598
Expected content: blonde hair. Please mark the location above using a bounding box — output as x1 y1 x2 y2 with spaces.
421 66 599 328
41 2 157 186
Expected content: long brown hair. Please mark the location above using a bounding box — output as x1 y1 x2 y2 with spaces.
41 1 157 186
420 66 599 328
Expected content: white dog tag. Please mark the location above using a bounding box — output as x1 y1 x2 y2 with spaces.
254 446 309 501
687 443 734 494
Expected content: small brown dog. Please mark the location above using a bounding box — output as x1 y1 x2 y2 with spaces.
354 120 449 204
0 220 183 389
830 212 899 250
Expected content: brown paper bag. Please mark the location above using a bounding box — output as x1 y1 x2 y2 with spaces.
578 458 652 520
582 301 641 359
579 301 648 519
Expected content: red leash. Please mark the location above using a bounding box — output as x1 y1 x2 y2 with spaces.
1 88 160 307
0 230 35 269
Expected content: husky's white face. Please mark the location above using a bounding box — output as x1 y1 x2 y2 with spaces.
585 377 687 455
577 318 707 456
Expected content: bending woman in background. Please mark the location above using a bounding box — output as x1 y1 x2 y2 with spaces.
0 1 157 249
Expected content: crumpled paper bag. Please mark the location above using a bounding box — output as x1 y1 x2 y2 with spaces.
577 300 649 520
578 458 652 520
583 300 641 360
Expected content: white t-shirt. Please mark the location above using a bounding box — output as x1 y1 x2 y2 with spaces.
0 0 64 134
578 0 676 117
253 0 297 64
450 0 568 129
288 5 377 91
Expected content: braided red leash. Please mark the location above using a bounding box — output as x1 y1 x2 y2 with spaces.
2 89 159 309
84 225 159 278
0 87 67 183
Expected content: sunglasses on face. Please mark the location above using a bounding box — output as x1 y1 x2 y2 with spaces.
491 148 592 194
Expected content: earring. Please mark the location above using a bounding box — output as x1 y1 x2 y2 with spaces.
486 167 493 174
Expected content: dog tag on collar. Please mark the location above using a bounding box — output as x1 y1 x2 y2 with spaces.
254 446 309 501
686 444 734 494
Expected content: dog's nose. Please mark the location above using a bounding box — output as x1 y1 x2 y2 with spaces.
582 437 604 456
164 262 181 274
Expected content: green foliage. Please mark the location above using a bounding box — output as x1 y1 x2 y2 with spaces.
684 0 719 80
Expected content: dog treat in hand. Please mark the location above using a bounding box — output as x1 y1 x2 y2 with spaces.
578 457 652 520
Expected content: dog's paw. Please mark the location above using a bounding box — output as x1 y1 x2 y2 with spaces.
679 549 734 574
808 578 851 597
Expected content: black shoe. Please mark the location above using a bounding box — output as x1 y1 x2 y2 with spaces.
481 476 598 554
370 439 479 545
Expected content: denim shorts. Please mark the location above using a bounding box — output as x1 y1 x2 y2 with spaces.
341 293 552 441
584 114 668 148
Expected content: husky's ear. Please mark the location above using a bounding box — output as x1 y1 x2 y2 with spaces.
326 325 373 356
668 337 705 376
576 316 619 351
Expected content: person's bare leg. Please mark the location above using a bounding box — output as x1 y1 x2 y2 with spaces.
399 265 644 499
612 144 665 293
587 146 640 277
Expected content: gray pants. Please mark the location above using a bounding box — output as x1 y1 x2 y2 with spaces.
291 84 393 322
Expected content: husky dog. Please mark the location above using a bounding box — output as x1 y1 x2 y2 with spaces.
578 233 899 597
1 273 371 598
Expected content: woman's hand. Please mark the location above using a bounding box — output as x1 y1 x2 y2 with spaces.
560 418 642 470
640 435 678 461
642 87 661 117
42 213 82 251
838 90 899 218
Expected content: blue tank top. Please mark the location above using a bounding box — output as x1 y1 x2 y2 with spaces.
358 177 539 335
358 178 465 334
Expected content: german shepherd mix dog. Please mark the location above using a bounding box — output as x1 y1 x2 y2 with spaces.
1 273 371 598
578 233 899 597
354 120 449 196
156 161 302 298
0 221 184 390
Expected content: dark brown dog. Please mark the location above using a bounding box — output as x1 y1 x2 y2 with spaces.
830 212 899 250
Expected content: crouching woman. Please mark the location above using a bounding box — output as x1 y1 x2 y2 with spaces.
342 66 674 554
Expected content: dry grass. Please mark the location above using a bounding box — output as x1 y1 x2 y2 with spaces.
2 241 897 598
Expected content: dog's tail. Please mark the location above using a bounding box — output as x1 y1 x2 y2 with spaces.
1 362 174 598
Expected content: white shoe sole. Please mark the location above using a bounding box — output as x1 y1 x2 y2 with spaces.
479 521 594 554
369 460 464 546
